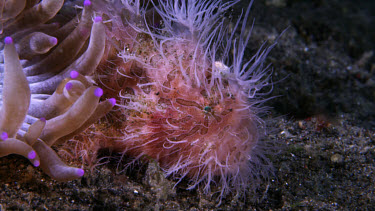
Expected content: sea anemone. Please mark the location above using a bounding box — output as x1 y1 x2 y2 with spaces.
0 0 115 181
90 0 281 200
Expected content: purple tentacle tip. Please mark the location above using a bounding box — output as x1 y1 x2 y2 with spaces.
4 37 13 44
109 98 116 106
84 0 91 6
28 151 36 160
94 16 103 23
70 70 79 79
77 169 85 177
34 160 40 167
65 82 73 91
50 37 58 45
94 88 103 97
1 132 8 141
40 117 46 122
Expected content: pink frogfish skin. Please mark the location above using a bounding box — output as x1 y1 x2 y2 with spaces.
91 0 280 198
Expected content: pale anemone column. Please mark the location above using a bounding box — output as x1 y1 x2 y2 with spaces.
0 0 116 181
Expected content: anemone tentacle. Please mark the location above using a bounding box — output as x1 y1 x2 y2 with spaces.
16 32 58 60
2 0 64 37
28 15 106 94
0 0 114 181
0 37 30 137
23 1 93 77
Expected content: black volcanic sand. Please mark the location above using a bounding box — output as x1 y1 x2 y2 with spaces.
1 0 374 210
